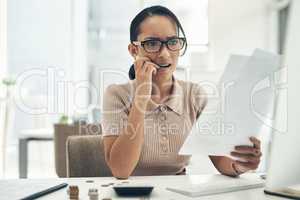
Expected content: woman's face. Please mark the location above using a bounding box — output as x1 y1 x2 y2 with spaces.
130 15 180 81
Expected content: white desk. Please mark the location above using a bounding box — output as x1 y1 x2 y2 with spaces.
2 174 288 199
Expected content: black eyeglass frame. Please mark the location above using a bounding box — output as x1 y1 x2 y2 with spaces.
132 37 186 53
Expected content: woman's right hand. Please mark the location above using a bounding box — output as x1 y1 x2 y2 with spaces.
133 56 158 110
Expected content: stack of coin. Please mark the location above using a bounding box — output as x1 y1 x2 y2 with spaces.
88 188 99 200
67 185 79 200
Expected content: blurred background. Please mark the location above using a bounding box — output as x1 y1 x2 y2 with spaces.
0 0 289 178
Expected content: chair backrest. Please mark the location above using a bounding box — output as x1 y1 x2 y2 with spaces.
54 123 102 177
66 135 112 177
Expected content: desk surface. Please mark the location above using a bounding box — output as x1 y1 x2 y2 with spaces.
3 174 287 200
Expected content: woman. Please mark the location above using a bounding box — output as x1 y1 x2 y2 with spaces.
102 5 262 179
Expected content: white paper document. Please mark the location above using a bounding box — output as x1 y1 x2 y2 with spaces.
180 49 281 156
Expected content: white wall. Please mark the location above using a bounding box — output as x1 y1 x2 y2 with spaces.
208 0 277 70
0 0 7 79
186 0 278 90
180 0 279 101
69 0 88 116
88 0 141 69
88 0 142 107
7 0 88 144
7 0 72 77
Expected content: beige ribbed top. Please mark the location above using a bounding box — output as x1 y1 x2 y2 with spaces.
102 77 207 176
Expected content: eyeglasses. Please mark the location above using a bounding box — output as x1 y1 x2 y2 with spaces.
132 37 186 53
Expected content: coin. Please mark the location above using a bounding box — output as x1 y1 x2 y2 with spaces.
101 184 110 187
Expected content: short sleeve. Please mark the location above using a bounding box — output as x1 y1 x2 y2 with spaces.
101 85 130 136
192 84 207 119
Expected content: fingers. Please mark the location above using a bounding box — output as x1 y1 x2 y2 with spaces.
134 57 158 79
134 57 158 70
134 56 151 68
250 136 261 150
144 61 158 75
235 160 259 170
230 151 261 163
234 146 261 156
134 56 149 72
234 137 261 155
231 136 262 172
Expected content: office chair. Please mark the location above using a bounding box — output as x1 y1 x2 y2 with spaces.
66 135 112 177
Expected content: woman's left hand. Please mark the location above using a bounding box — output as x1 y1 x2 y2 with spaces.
230 136 262 173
